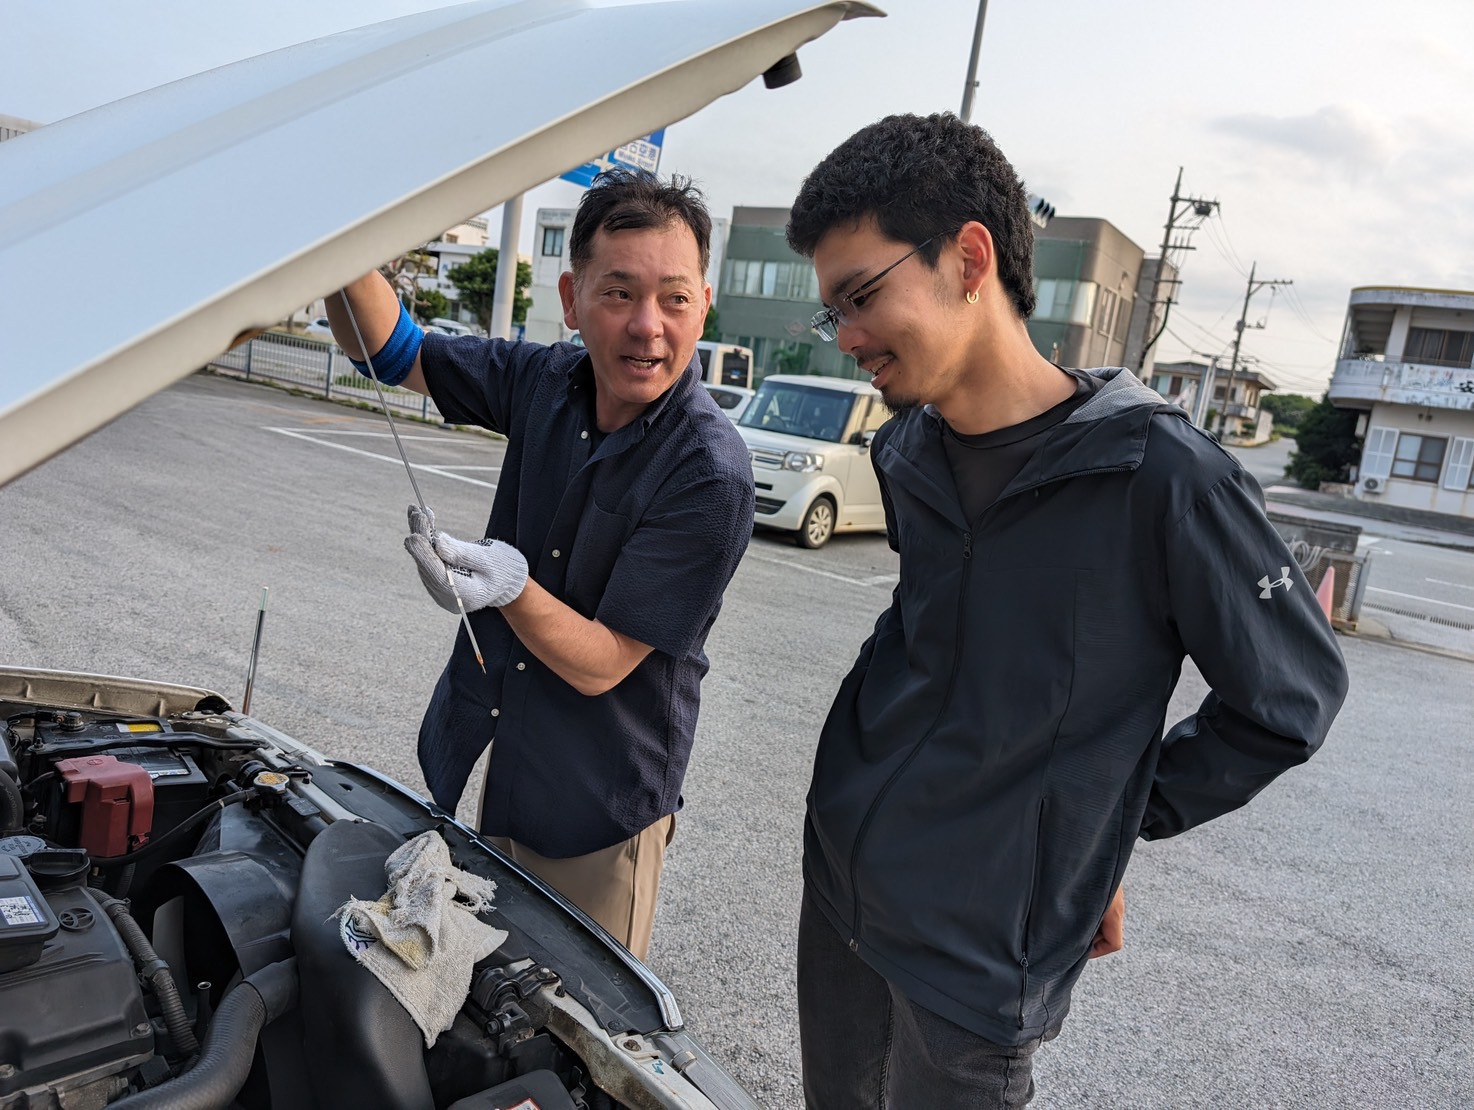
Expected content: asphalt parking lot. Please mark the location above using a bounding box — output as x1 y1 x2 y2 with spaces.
2 373 1470 1108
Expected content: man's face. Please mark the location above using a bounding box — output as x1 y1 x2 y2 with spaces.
812 220 958 412
559 222 711 430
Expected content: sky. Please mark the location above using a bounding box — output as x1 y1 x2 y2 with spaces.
4 0 1472 396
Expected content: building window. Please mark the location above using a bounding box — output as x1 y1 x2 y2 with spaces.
541 226 565 257
1444 437 1474 491
720 258 820 302
1404 327 1474 368
1095 289 1117 336
1390 433 1446 482
1361 427 1397 480
1070 282 1099 327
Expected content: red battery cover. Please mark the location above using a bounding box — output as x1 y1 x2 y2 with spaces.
55 754 155 857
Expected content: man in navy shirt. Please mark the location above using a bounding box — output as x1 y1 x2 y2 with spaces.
327 171 754 959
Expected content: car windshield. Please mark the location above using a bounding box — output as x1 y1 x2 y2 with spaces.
738 382 855 442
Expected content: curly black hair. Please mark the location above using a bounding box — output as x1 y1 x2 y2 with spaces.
569 167 712 278
786 113 1035 320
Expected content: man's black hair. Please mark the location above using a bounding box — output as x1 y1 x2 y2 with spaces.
570 168 712 277
786 112 1036 320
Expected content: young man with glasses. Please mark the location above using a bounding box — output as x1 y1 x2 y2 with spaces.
785 113 1348 1107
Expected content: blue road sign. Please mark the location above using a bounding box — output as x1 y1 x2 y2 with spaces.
560 129 665 188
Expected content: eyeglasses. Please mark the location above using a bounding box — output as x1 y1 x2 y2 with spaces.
809 235 938 342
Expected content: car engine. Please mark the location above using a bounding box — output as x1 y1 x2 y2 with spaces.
0 677 747 1110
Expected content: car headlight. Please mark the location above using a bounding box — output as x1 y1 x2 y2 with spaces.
782 452 824 472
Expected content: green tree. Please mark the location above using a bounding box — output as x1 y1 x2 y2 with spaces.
772 342 811 374
701 305 721 342
447 249 533 332
412 287 450 324
1260 392 1317 433
1286 394 1360 490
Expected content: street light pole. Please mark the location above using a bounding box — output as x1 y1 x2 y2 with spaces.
958 0 989 123
489 193 524 339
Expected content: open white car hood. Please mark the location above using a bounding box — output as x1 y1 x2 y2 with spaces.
0 0 879 486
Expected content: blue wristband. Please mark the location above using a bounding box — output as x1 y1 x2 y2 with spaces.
349 301 423 387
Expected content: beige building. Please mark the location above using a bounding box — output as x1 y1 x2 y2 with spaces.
1328 285 1474 519
1026 217 1144 371
1148 359 1278 445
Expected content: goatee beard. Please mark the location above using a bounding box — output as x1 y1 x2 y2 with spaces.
877 385 916 416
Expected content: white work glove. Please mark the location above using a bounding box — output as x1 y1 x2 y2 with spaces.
404 505 528 613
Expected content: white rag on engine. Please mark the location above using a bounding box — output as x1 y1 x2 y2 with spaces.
336 829 509 1046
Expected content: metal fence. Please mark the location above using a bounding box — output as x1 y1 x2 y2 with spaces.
208 331 442 421
1297 547 1372 630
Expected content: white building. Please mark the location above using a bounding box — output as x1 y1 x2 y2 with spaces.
0 113 39 142
1327 286 1474 519
522 206 729 346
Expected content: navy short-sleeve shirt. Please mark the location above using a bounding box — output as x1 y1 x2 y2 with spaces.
416 332 755 858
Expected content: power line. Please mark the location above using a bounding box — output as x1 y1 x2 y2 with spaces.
1211 208 1253 277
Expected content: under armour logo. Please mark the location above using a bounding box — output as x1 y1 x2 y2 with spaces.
1258 567 1293 599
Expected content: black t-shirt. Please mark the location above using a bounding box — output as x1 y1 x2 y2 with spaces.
942 369 1101 525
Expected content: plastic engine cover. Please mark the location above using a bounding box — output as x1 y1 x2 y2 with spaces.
0 882 152 1103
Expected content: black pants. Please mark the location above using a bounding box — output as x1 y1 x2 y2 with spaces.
797 889 1059 1110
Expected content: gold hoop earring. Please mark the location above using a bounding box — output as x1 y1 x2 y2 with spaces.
965 289 979 305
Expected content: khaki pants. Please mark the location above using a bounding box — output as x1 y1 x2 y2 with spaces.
488 813 675 962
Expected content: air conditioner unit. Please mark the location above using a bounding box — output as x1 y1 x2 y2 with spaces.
1360 476 1384 494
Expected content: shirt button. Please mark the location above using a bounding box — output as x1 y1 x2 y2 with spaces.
490 708 500 717
580 430 589 440
516 662 525 671
551 549 561 558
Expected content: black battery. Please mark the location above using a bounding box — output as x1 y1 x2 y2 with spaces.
34 715 213 848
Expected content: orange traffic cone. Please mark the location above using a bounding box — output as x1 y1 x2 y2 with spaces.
1315 565 1336 620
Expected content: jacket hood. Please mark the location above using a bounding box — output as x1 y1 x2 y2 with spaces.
879 368 1172 529
1010 366 1171 489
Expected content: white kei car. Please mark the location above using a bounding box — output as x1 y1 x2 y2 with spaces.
736 374 891 548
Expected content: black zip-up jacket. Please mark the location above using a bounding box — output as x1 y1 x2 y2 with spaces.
804 368 1349 1046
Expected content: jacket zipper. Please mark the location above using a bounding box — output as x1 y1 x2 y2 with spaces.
1017 795 1049 1027
847 528 973 952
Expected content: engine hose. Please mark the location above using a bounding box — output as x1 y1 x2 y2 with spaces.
99 897 201 1058
109 958 298 1110
0 767 22 834
91 789 258 870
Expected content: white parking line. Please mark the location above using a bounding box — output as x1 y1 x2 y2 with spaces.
265 427 498 489
1366 586 1474 613
1427 577 1474 593
744 549 897 588
294 430 456 441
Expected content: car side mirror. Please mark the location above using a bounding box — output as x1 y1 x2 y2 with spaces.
854 429 877 450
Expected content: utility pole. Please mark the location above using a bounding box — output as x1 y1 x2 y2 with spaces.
1138 168 1219 372
958 0 989 123
1218 261 1292 438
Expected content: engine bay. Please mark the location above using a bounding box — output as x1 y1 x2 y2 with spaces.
0 673 746 1110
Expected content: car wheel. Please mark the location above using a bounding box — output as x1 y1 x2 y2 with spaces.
797 496 836 549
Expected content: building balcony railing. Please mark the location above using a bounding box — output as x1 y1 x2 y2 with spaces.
1328 357 1474 411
